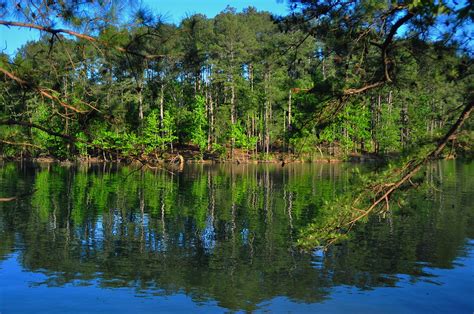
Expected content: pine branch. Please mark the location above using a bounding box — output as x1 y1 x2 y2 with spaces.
350 101 473 225
0 119 76 142
0 20 166 60
298 101 473 250
0 66 88 113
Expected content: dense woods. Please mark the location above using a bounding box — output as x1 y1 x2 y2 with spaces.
0 1 472 162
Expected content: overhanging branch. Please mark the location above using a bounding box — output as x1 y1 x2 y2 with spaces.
0 66 88 113
0 139 43 149
348 101 473 226
343 81 386 96
0 119 76 142
0 20 166 60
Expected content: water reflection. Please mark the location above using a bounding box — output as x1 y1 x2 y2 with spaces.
0 161 473 312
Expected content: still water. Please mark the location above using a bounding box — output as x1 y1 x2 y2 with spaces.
0 161 473 313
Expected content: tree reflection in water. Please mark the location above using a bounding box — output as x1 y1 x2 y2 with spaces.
0 161 472 312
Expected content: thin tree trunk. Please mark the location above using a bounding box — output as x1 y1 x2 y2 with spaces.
288 89 292 130
159 82 164 129
208 88 214 150
138 80 144 123
230 77 236 160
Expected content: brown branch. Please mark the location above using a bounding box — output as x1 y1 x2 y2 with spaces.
0 119 76 142
38 88 87 113
0 197 17 202
0 20 166 60
340 12 414 95
0 20 96 41
0 66 29 86
0 66 87 113
380 12 414 82
0 139 42 149
343 81 385 95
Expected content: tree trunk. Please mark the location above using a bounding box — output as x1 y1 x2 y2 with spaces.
230 76 236 160
264 72 270 155
159 82 164 129
138 81 144 123
288 89 292 130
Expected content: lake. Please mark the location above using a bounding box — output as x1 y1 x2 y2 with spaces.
0 161 473 313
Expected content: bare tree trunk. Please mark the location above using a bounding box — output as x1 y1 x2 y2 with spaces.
230 77 236 160
249 63 254 92
376 94 382 153
288 89 292 130
400 102 409 148
159 82 164 129
138 81 144 123
231 81 236 125
208 88 214 150
264 71 270 155
322 55 327 80
63 75 70 155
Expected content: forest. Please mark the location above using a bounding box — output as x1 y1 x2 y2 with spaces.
0 1 472 163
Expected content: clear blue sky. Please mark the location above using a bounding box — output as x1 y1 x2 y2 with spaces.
147 0 288 22
0 0 289 56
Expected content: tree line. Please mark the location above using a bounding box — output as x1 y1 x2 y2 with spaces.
0 1 472 161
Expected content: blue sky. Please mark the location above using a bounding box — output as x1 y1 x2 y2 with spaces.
0 0 289 56
147 0 289 22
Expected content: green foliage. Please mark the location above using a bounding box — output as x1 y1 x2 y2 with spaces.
189 95 208 157
142 110 161 153
211 143 227 160
378 105 402 153
0 3 471 161
231 121 257 151
75 132 89 157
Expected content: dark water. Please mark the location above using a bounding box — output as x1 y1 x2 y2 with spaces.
0 161 473 313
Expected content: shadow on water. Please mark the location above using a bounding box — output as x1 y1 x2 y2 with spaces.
0 161 473 312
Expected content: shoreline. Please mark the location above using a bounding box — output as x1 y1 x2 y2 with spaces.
0 152 383 165
0 156 344 165
1 150 464 166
